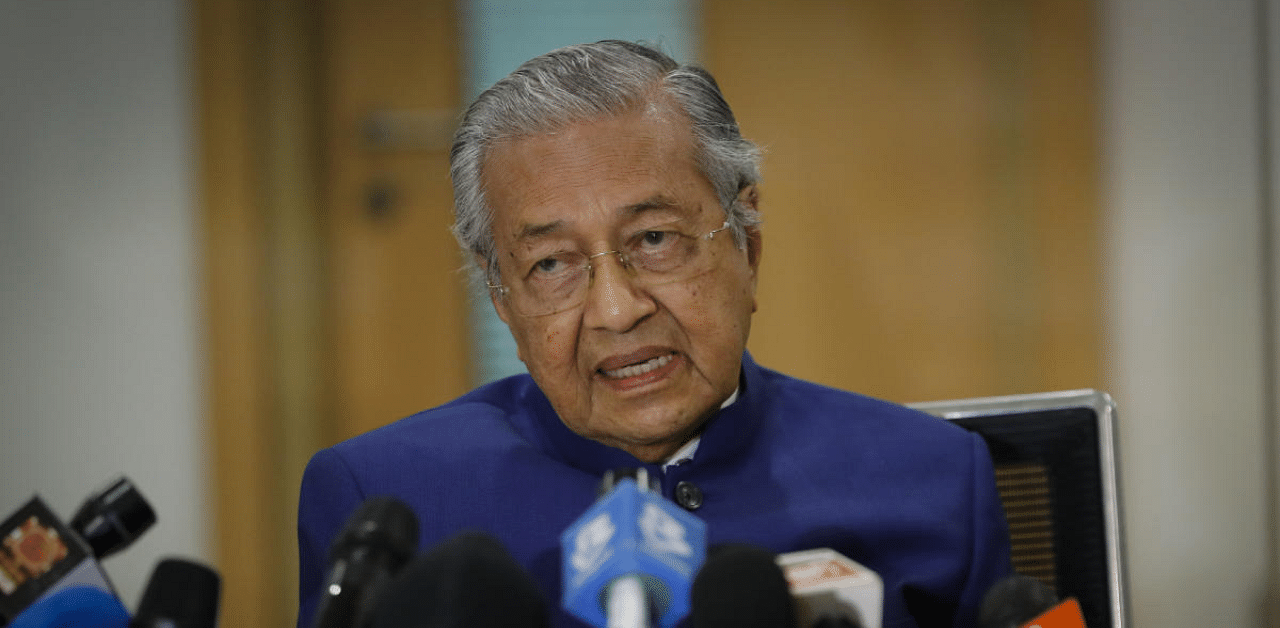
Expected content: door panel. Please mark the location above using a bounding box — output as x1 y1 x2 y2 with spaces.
321 0 469 443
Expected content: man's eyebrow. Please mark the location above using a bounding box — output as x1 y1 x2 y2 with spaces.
622 195 683 216
513 220 565 242
511 196 686 242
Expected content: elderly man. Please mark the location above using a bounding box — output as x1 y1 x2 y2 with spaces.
297 40 1011 628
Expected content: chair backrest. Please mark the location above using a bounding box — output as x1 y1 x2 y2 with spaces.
909 389 1128 628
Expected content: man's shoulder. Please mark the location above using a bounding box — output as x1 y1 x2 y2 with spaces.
754 363 950 422
328 373 540 461
750 362 973 447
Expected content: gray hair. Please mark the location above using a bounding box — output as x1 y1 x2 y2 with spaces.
450 40 762 282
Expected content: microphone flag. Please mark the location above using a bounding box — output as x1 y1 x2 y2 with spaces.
0 497 115 624
560 477 706 628
776 548 883 628
1020 599 1086 628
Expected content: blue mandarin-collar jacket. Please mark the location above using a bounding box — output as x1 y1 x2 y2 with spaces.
297 353 1011 628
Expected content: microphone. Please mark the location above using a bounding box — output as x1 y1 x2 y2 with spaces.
776 548 883 628
68 478 157 561
131 558 221 628
6 586 130 628
366 530 548 628
560 468 707 628
0 484 145 624
689 544 796 628
977 574 1086 628
311 496 418 628
1017 600 1086 628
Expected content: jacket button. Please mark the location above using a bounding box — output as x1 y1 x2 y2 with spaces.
674 481 703 511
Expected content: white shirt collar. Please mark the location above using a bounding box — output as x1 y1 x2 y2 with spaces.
660 387 740 470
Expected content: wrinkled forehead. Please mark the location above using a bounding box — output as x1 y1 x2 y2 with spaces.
477 91 690 188
480 102 710 247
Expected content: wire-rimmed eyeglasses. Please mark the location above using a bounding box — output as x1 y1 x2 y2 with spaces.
489 220 733 317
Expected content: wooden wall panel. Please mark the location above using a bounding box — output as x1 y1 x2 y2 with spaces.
320 0 469 444
702 0 1102 402
196 1 292 626
197 1 465 625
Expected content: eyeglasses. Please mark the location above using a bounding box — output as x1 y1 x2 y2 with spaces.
489 220 734 317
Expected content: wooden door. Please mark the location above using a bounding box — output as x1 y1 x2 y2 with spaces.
320 0 470 445
197 1 466 625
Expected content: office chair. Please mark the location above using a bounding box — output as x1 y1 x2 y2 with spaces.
910 389 1128 628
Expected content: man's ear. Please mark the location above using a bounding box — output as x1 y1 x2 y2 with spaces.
736 185 763 270
745 224 763 271
735 186 763 314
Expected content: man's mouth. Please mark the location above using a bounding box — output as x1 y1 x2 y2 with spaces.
600 353 675 379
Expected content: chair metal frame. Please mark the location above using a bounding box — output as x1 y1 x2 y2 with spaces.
909 389 1129 628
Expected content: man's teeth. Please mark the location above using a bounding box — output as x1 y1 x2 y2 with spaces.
603 354 673 379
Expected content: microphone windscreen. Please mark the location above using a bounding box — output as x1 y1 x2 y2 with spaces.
690 544 796 628
9 585 130 628
977 574 1058 628
811 617 861 628
131 558 221 628
313 497 419 628
368 530 548 628
328 496 418 571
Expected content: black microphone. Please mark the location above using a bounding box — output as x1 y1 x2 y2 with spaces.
131 558 221 628
69 477 157 561
689 544 797 628
977 574 1059 628
811 618 860 628
0 476 155 624
366 530 549 628
311 496 418 628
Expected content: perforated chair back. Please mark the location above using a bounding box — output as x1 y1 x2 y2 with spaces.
910 389 1128 628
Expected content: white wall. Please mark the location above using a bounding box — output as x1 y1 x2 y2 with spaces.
0 0 208 611
1271 0 1280 616
1100 0 1278 626
1269 0 1280 619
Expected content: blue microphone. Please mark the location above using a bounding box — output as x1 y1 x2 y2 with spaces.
560 468 706 628
8 585 130 628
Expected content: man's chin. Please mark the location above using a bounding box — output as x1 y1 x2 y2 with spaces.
608 436 694 465
582 413 708 462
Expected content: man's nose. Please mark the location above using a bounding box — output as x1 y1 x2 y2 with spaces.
582 252 657 331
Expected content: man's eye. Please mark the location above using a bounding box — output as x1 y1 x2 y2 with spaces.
640 230 672 248
532 257 562 274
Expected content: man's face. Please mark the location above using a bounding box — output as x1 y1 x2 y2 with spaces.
482 101 761 463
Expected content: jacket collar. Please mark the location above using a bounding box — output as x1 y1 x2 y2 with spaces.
523 352 768 478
